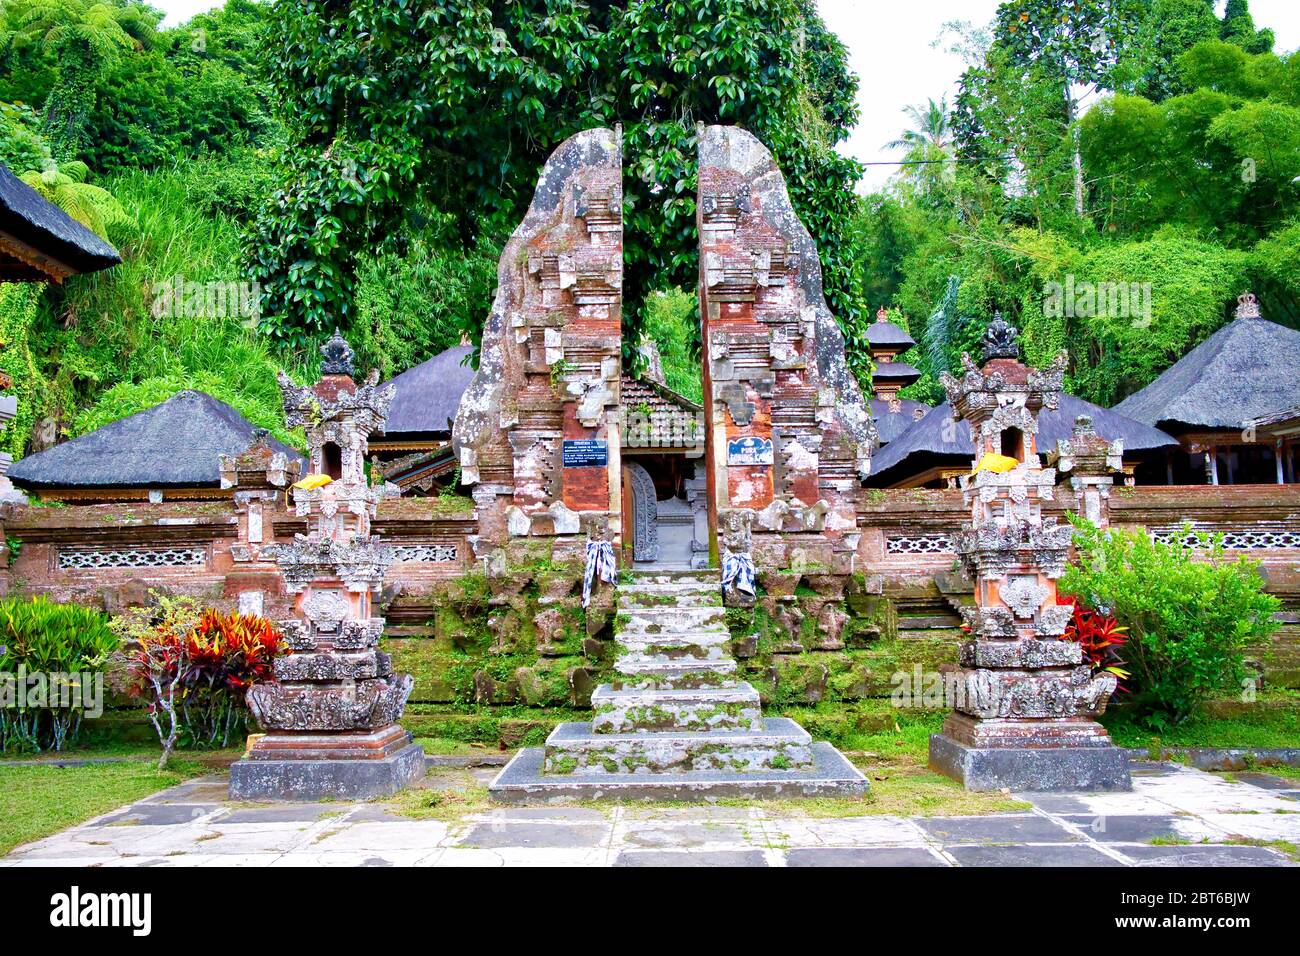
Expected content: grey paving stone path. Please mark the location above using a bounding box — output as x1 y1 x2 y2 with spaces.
3 764 1297 867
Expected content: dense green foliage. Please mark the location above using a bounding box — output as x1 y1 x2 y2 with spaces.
641 288 702 403
0 0 1296 460
0 595 116 752
248 0 867 366
1062 520 1280 728
865 0 1300 409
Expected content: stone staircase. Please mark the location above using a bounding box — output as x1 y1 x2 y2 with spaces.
489 569 868 801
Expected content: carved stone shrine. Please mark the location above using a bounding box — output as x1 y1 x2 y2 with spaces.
928 317 1131 791
229 333 424 800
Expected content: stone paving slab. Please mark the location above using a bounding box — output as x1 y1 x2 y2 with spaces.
4 764 1299 867
786 847 948 867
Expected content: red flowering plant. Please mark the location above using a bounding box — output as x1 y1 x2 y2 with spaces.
113 595 284 767
1057 593 1129 690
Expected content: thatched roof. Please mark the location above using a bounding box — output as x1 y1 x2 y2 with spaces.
1113 315 1300 431
870 397 932 445
9 391 303 488
866 314 916 349
0 164 121 282
868 393 1178 486
382 344 476 437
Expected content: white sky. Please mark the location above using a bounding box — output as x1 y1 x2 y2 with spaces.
156 0 1300 191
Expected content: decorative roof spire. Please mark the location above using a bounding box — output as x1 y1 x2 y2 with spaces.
320 330 355 376
1235 291 1261 319
981 312 1020 362
876 305 889 322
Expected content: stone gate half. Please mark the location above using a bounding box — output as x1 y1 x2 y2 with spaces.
453 128 624 564
697 125 877 582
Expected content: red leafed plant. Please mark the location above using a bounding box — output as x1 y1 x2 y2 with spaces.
113 595 284 767
1058 594 1129 690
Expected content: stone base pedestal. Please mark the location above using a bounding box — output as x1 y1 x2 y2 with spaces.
929 733 1131 792
490 738 867 803
229 731 425 801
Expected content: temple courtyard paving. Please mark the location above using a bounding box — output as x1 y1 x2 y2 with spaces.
5 761 1299 867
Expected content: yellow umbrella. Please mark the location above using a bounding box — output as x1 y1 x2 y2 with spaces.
972 452 1019 475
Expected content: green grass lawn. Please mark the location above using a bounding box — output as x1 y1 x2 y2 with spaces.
1102 702 1300 751
0 759 211 856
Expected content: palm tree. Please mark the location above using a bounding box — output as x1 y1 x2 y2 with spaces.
885 96 955 194
2 0 157 159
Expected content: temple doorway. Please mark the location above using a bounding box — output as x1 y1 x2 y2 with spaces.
622 454 708 569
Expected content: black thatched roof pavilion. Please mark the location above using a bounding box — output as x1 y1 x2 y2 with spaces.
9 390 303 503
369 344 476 494
1113 293 1300 484
0 164 121 283
867 393 1178 488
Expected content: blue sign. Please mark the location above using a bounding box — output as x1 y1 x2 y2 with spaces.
563 440 608 468
727 437 774 466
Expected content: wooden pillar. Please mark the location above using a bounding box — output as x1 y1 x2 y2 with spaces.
1165 450 1174 485
1278 439 1286 485
1207 448 1219 485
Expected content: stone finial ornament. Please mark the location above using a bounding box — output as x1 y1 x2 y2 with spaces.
320 330 356 376
980 312 1020 361
1235 291 1262 319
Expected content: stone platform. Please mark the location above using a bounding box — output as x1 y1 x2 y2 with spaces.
229 740 426 802
488 570 867 802
490 738 866 802
929 733 1132 793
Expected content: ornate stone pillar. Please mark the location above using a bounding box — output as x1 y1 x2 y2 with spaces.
928 318 1131 792
230 334 424 800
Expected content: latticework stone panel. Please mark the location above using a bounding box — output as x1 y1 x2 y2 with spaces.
57 546 207 570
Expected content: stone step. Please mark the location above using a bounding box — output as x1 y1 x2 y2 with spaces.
626 570 720 586
591 682 763 734
613 657 737 683
617 630 731 651
618 606 727 634
619 589 723 609
543 717 815 774
618 578 720 594
490 742 869 802
616 644 730 669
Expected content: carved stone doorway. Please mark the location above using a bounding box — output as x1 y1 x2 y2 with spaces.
622 454 708 569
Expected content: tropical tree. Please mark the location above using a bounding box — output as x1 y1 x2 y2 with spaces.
1 0 158 159
248 0 866 365
885 96 954 195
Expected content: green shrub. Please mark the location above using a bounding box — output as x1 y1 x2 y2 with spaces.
0 597 117 753
1061 519 1280 729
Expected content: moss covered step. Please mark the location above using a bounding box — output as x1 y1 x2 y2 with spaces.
618 588 724 609
626 569 720 586
591 682 763 734
541 717 816 774
616 630 731 654
617 605 727 634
